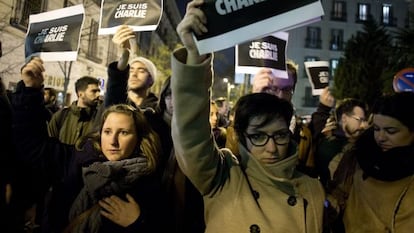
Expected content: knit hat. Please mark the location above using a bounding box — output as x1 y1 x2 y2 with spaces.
129 56 157 82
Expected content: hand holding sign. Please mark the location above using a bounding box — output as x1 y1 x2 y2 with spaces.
21 57 45 89
252 68 274 93
112 25 136 50
319 87 335 108
176 0 208 64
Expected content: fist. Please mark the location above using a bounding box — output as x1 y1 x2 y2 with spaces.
21 57 45 88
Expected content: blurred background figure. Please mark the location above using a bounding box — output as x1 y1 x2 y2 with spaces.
43 87 60 116
214 97 230 128
210 101 227 148
327 91 414 233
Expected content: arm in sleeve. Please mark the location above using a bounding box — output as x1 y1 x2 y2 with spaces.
171 48 227 195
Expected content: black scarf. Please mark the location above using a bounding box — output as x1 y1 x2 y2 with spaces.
356 128 414 181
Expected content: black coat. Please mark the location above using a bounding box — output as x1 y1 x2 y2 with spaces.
11 81 163 233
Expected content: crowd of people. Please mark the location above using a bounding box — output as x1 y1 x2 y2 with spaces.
1 0 414 232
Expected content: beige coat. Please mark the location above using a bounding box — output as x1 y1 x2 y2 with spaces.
343 167 414 233
171 48 325 233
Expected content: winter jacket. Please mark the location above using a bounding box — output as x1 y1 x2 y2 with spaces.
48 100 99 145
330 128 414 233
11 81 162 233
171 48 325 233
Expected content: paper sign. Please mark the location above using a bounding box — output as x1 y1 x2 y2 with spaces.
393 68 414 92
98 0 163 35
25 4 85 62
194 0 324 54
235 32 289 79
304 61 330 95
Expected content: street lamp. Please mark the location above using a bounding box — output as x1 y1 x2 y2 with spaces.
227 83 235 101
223 78 234 101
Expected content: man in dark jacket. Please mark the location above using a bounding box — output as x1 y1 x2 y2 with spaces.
105 25 158 110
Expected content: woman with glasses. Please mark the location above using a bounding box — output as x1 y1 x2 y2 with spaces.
170 1 325 232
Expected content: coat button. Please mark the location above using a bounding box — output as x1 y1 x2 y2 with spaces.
250 224 260 233
287 196 297 206
252 190 260 200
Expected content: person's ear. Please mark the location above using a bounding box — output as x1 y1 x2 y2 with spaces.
77 91 83 98
340 114 348 124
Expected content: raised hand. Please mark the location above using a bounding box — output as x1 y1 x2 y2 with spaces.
320 87 335 108
112 25 135 50
252 68 274 93
21 57 45 88
176 0 208 63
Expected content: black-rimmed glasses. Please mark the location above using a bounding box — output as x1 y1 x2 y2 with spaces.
245 130 291 146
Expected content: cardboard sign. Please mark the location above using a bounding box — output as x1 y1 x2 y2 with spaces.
304 61 329 95
393 68 414 92
235 32 288 79
195 0 324 54
25 4 85 62
98 0 163 35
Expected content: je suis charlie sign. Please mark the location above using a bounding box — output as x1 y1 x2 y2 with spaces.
236 32 289 79
304 61 330 95
25 4 85 62
195 0 324 54
98 0 163 35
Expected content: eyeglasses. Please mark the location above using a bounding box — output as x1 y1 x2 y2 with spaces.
263 86 294 95
245 130 291 146
348 115 367 124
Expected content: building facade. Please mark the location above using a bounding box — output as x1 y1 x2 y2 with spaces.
0 0 181 105
287 0 411 116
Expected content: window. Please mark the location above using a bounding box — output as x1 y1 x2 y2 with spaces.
330 58 340 78
303 87 319 107
331 1 347 21
357 3 370 22
330 29 344 51
10 0 45 30
87 20 102 63
304 56 319 62
381 4 395 26
106 37 117 66
305 27 322 49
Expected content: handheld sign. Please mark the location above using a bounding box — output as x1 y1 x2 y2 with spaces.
235 32 289 79
304 61 329 95
393 68 414 92
195 0 324 54
25 4 85 62
98 0 163 35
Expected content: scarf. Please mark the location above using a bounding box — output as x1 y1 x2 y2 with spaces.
67 156 150 233
356 129 414 181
